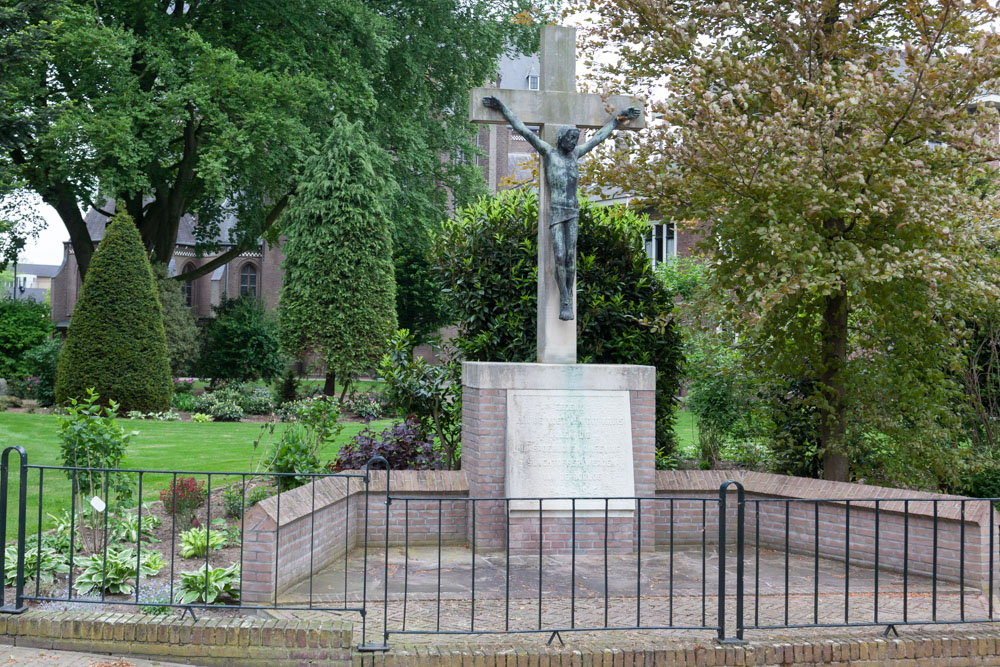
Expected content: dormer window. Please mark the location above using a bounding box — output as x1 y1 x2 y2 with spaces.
527 74 539 91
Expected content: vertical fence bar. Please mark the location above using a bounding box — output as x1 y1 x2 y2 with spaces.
755 501 760 628
169 472 177 609
718 487 727 641
470 499 476 632
636 497 641 628
813 501 819 625
273 476 280 608
718 481 745 642
344 477 350 603
735 485 744 641
68 470 77 601
0 447 27 611
960 499 966 621
505 498 510 632
308 474 317 609
933 500 938 622
437 499 443 632
990 500 995 621
604 498 609 628
403 498 409 631
34 467 42 598
100 471 110 602
571 498 576 629
206 474 213 605
903 499 909 623
701 499 707 628
874 500 880 624
669 498 674 626
134 472 143 604
784 500 790 627
0 448 9 608
359 455 390 651
382 469 390 646
239 475 246 609
538 498 543 630
844 500 850 625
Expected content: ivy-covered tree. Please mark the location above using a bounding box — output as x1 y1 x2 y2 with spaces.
576 0 1000 480
432 189 684 458
279 117 398 396
0 0 536 304
55 210 171 412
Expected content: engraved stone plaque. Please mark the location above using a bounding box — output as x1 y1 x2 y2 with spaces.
506 389 635 516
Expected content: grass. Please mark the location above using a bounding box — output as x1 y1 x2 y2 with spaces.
673 408 700 458
0 412 392 541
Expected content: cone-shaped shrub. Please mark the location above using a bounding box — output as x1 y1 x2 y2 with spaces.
55 209 172 412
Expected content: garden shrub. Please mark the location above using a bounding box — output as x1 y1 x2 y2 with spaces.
200 297 282 383
55 210 172 412
159 476 206 527
0 297 53 380
195 384 273 417
331 417 441 471
272 367 300 406
172 378 195 394
432 190 683 457
171 392 197 412
5 544 69 587
260 395 343 490
179 527 227 558
222 483 271 518
344 391 389 422
56 389 135 551
73 547 163 596
379 330 460 469
155 264 200 377
16 338 61 406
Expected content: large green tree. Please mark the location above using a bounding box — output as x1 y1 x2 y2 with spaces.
279 117 398 396
0 0 535 297
55 209 171 412
576 0 1000 480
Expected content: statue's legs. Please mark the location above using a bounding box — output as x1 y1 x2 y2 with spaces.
565 215 578 300
551 218 575 320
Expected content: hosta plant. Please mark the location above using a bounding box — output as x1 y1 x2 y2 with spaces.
4 545 70 587
46 510 80 554
73 547 164 596
179 527 227 559
175 563 240 605
110 508 162 544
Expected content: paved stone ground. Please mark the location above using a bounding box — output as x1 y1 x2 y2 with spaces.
0 647 188 666
273 544 995 647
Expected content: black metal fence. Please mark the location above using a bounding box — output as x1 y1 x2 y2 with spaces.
1 445 998 651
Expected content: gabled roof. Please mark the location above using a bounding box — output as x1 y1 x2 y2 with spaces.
83 200 239 246
14 264 60 278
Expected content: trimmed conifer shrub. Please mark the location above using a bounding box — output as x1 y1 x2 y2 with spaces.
279 115 398 393
154 264 199 377
55 209 172 412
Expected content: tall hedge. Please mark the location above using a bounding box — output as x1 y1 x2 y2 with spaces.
432 189 684 456
279 116 398 391
154 264 199 377
55 210 171 412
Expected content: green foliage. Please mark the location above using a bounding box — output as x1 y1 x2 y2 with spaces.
155 265 200 378
279 117 397 384
262 395 343 490
201 297 282 383
175 563 240 605
171 392 198 412
0 298 52 380
45 510 79 555
394 239 449 344
580 0 1000 480
56 389 135 508
17 338 61 406
195 385 273 419
380 331 461 469
273 367 300 406
73 547 163 596
179 527 228 559
222 483 271 519
4 544 69 587
110 508 161 545
55 210 172 412
1 0 536 292
191 412 212 423
432 190 684 456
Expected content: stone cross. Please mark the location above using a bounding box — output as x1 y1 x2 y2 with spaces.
469 25 645 364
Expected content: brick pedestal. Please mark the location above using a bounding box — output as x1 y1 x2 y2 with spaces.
461 362 656 554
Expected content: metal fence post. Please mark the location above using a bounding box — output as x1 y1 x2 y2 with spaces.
358 456 391 652
0 446 28 613
718 480 745 644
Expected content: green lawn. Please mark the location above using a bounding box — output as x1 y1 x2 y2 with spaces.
673 408 699 457
0 412 392 541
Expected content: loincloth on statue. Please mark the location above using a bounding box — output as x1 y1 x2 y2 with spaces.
549 205 579 227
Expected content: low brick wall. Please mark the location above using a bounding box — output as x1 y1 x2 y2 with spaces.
657 470 1000 588
242 470 469 604
0 611 352 666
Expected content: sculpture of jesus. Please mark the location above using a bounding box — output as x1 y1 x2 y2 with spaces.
482 95 642 320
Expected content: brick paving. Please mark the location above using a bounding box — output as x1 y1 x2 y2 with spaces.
273 543 995 647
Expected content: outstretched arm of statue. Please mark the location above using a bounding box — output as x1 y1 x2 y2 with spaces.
482 95 550 155
575 106 642 156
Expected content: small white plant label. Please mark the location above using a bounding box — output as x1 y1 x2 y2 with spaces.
90 496 106 513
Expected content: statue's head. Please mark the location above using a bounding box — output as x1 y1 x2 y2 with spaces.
556 125 580 153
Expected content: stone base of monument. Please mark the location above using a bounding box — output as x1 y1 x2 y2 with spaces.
461 362 655 555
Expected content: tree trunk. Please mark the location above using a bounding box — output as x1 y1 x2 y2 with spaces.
323 371 337 396
820 285 850 481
